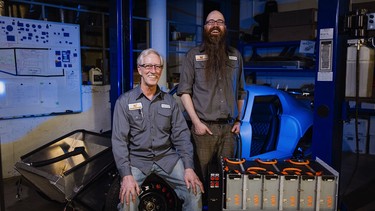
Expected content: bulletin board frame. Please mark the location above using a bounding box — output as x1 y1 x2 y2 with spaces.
0 16 82 119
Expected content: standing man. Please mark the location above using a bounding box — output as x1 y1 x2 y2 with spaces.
177 10 247 182
112 48 204 211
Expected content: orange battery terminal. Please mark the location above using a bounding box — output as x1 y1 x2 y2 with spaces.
306 172 314 176
282 167 302 175
247 167 266 172
286 159 310 165
315 171 323 176
224 157 246 164
255 158 277 165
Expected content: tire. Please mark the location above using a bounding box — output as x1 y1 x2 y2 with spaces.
138 175 182 211
104 173 182 211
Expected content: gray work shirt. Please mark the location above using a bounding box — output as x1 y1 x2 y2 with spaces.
111 86 194 177
177 45 247 121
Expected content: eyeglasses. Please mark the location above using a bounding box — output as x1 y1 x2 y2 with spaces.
139 64 163 70
205 19 225 26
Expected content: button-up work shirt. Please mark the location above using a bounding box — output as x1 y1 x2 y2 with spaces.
111 86 194 177
177 45 247 121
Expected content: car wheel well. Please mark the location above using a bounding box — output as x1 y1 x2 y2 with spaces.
293 127 313 159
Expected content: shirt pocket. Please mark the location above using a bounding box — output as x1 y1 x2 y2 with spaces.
157 108 172 131
194 60 207 82
226 60 239 81
226 59 239 70
128 110 145 134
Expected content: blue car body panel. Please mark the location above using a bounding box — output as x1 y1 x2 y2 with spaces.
240 85 313 160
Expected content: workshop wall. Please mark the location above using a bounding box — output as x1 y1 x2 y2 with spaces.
0 85 111 178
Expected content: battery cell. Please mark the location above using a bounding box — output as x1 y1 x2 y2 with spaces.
245 174 263 209
225 173 243 209
299 175 316 210
280 175 299 210
262 174 280 210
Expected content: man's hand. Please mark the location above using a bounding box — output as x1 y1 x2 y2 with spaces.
184 168 204 195
193 121 213 135
119 175 140 205
231 122 241 134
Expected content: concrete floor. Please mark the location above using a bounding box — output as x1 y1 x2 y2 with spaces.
1 176 68 211
339 152 375 211
1 152 375 211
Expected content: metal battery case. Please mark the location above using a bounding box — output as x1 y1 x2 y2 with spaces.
309 158 339 211
243 159 281 210
281 158 339 211
245 174 262 209
262 174 280 210
14 130 115 210
278 159 317 211
226 173 244 209
280 174 299 210
223 158 246 210
211 157 338 211
299 175 317 210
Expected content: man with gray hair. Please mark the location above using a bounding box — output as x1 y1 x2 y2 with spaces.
112 48 204 211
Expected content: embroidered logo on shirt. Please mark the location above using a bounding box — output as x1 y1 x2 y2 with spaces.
229 56 237 61
128 102 142 110
161 104 171 109
195 54 208 61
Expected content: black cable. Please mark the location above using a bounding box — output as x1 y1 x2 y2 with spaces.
236 134 242 159
354 41 361 156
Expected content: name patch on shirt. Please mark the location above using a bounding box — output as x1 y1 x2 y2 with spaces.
195 54 208 61
161 103 171 109
128 102 142 110
229 56 237 61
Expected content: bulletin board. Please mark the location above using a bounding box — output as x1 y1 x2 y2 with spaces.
0 16 82 119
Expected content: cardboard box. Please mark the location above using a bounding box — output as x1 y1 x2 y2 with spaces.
269 8 318 28
268 24 317 42
343 118 368 137
268 8 317 42
345 45 375 97
342 135 367 154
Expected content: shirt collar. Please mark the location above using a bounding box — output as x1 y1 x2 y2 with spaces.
134 85 163 101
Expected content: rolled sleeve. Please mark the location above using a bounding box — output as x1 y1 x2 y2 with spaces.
177 49 196 96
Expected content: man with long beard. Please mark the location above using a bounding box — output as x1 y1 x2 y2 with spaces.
177 10 246 186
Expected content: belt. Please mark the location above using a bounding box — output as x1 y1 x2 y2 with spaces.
202 118 235 124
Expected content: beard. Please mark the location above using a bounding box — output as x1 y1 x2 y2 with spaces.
203 26 228 81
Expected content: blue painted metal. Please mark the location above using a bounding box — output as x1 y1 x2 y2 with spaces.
312 0 349 169
240 85 313 160
109 0 133 116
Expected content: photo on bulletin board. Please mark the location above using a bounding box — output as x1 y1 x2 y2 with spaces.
0 16 82 119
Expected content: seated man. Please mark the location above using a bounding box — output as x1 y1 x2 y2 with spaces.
111 48 204 211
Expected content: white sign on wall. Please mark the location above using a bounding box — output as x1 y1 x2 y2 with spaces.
0 16 82 119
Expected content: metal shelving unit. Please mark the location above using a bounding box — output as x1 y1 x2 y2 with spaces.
7 0 110 84
239 41 316 73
